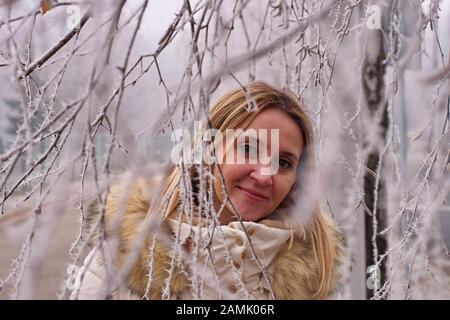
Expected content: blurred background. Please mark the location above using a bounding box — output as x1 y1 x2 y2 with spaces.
0 0 449 299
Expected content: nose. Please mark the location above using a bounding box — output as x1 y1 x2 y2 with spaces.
249 166 273 186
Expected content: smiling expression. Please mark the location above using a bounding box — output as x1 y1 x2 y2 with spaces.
214 107 304 225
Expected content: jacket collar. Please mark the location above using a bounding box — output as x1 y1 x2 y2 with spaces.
95 176 344 299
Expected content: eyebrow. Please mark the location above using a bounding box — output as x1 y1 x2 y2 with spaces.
280 150 299 162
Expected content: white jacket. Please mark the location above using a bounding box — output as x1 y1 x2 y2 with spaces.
70 219 292 300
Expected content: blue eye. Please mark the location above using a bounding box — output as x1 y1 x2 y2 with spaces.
279 159 291 169
238 143 256 154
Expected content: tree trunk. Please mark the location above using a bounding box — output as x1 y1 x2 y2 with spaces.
362 27 389 300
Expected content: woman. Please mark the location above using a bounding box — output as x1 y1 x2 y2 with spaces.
70 81 344 300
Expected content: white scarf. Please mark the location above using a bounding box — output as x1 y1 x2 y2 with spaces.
165 218 292 299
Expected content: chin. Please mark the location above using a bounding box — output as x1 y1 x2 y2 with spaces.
237 208 268 222
239 215 256 222
230 197 270 221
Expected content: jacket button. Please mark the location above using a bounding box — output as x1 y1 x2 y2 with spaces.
241 251 246 260
182 236 193 252
228 285 237 294
233 261 240 269
236 237 244 246
247 229 254 236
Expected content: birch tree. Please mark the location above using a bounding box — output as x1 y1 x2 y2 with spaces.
0 0 448 300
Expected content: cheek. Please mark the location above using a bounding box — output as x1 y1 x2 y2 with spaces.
213 164 234 201
214 164 253 196
272 175 296 205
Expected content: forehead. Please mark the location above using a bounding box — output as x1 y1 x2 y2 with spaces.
244 107 304 156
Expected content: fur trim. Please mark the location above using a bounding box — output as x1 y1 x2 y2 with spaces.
88 176 187 299
88 176 344 299
270 214 345 299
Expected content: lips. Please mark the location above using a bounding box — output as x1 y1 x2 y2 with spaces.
237 186 269 201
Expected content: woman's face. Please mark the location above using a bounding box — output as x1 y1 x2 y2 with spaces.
214 107 304 224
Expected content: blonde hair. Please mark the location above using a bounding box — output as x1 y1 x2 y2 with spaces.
158 81 338 299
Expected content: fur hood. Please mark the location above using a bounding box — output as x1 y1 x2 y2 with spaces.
86 175 345 300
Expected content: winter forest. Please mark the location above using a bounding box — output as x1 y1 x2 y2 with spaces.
0 0 449 300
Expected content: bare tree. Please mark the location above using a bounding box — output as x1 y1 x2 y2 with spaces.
0 0 448 300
